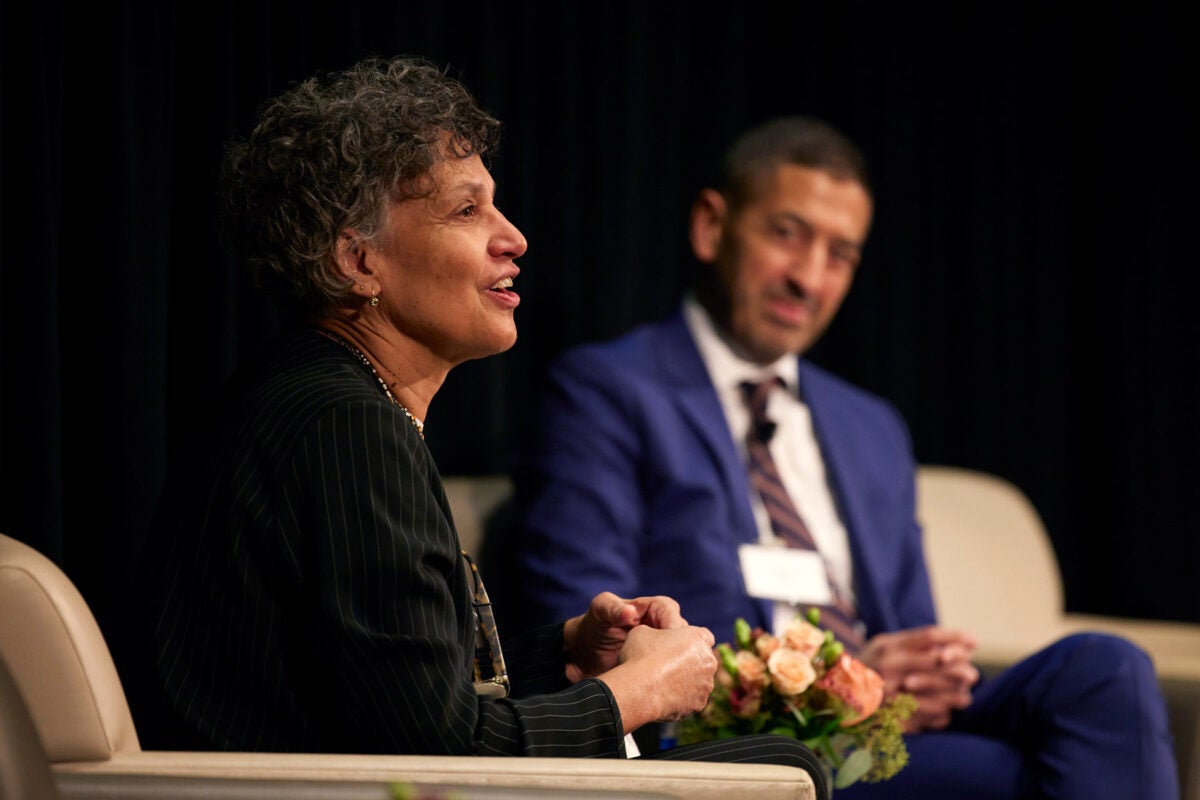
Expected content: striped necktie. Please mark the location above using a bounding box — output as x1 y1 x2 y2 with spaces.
741 377 866 653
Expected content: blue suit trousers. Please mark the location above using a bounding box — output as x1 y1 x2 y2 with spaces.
837 633 1178 800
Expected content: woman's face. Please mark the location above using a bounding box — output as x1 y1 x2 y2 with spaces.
364 152 526 366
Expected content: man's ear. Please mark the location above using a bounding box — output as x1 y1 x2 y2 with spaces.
688 189 727 263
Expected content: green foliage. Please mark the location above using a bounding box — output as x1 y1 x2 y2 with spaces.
735 617 754 649
854 692 918 782
835 748 874 789
716 642 738 677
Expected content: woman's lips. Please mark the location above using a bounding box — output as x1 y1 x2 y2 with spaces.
486 276 520 308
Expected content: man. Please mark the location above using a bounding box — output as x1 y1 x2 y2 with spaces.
511 116 1178 798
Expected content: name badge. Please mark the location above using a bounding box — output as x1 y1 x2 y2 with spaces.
738 544 832 605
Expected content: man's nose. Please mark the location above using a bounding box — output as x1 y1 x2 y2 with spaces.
786 243 827 294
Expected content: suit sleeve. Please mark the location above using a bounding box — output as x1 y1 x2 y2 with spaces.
512 349 648 629
825 388 945 638
883 406 938 631
294 400 625 757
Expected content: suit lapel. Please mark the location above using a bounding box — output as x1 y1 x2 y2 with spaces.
652 312 773 629
798 360 887 632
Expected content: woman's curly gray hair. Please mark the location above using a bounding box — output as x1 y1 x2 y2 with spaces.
220 55 501 317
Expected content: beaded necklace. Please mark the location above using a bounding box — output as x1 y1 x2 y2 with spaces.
316 329 425 439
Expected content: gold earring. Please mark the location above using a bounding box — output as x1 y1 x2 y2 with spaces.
369 291 380 307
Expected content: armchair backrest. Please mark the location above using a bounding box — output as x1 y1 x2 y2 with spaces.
916 465 1065 646
0 532 140 763
441 474 514 559
0 653 61 800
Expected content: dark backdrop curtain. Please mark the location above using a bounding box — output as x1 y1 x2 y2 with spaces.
2 2 1196 687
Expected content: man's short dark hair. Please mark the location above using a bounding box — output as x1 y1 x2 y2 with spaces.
717 116 871 213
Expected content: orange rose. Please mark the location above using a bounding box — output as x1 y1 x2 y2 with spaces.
767 647 817 696
815 654 885 726
736 650 770 691
778 617 826 660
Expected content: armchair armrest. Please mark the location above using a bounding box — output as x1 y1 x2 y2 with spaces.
55 772 677 800
53 751 818 800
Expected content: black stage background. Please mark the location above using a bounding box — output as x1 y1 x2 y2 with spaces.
2 2 1196 681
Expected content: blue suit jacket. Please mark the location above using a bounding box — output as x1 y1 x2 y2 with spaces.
513 308 937 640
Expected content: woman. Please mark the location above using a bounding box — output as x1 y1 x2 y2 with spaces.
135 54 824 790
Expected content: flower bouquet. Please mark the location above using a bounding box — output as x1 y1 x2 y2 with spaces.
676 609 916 791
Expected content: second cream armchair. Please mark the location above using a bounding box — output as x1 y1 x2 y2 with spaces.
916 464 1200 800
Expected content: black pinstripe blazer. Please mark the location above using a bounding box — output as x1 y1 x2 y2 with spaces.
136 327 623 757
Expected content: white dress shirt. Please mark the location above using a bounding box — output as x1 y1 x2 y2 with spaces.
682 295 856 634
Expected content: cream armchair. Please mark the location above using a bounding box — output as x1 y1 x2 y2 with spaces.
917 464 1200 800
0 531 817 800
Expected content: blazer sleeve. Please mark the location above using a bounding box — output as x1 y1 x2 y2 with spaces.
293 400 625 757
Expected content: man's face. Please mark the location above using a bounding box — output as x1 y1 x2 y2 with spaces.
692 164 873 364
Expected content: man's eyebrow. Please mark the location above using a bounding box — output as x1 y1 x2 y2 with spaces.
774 211 865 249
771 211 813 229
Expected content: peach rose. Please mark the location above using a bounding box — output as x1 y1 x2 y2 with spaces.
778 617 826 660
736 650 770 691
715 661 735 691
777 618 825 662
815 654 885 726
755 632 781 660
767 647 817 696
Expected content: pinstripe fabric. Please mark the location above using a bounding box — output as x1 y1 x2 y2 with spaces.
646 734 829 798
138 328 624 757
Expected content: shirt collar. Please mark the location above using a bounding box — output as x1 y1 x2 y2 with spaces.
683 293 799 396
